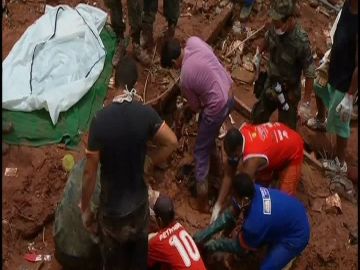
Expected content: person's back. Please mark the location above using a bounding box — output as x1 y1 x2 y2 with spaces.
181 36 232 116
148 195 206 270
242 185 310 250
91 100 163 217
240 122 303 172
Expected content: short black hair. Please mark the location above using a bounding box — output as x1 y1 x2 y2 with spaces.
233 173 255 200
160 38 181 68
153 195 175 226
115 55 138 89
224 128 243 154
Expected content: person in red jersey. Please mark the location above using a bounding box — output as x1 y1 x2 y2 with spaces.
148 195 206 270
211 122 304 222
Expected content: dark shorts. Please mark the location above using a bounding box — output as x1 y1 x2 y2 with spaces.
98 201 149 270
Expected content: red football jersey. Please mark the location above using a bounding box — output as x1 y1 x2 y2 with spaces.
240 122 303 172
148 222 206 270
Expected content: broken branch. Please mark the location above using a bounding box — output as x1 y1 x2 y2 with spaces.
225 24 266 57
143 43 158 103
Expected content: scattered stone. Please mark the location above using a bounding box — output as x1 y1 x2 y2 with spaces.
219 0 229 8
215 6 222 15
311 198 324 212
231 66 255 84
309 0 319 8
324 193 342 214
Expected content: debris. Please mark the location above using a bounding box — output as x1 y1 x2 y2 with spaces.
219 0 229 8
143 42 158 103
180 12 192 17
328 174 357 203
324 193 342 214
343 223 358 245
311 198 324 212
232 21 242 37
226 40 243 57
62 154 75 172
215 7 222 15
218 124 227 139
228 114 235 125
309 0 319 8
231 66 255 84
316 6 330 17
317 0 341 12
4 167 18 177
225 24 266 57
24 253 51 263
242 53 255 72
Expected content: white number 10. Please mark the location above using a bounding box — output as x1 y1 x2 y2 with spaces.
169 230 201 267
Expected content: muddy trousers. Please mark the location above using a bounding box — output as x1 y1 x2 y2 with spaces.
251 79 301 130
103 0 142 43
98 201 149 270
195 98 235 183
256 159 303 196
142 0 180 29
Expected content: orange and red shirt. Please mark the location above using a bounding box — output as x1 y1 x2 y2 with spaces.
148 222 206 270
240 122 304 173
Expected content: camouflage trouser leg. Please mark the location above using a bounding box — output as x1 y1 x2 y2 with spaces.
103 0 125 39
127 0 142 44
143 0 180 29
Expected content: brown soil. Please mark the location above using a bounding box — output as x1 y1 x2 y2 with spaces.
2 0 358 270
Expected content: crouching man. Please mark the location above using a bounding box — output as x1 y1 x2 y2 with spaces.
148 195 206 270
194 173 310 270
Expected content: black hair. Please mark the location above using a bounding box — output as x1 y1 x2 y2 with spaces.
223 128 243 154
160 38 181 68
114 55 138 89
233 173 256 200
153 195 175 227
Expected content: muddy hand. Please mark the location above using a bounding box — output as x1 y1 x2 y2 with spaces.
81 208 98 236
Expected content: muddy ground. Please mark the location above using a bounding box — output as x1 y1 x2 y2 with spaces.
2 0 358 269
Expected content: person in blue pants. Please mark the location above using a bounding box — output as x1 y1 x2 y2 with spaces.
193 172 310 270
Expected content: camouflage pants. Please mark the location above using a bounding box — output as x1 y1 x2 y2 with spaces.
103 0 142 43
142 0 180 29
251 77 301 130
98 201 149 270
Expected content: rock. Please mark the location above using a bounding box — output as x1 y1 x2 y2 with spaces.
231 66 255 84
324 193 342 214
219 0 229 7
311 198 324 212
309 0 319 8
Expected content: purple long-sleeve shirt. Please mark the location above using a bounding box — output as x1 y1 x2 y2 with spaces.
180 36 233 117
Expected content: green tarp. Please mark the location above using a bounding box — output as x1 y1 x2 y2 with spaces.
2 27 117 149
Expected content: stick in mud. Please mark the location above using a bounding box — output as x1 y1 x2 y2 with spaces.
143 43 158 103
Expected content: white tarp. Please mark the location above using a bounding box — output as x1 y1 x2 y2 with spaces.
2 4 108 125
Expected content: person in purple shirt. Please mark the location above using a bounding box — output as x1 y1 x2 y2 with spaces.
193 172 310 270
160 36 235 212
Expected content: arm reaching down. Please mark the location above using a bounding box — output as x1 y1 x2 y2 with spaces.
211 162 235 223
149 122 178 166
